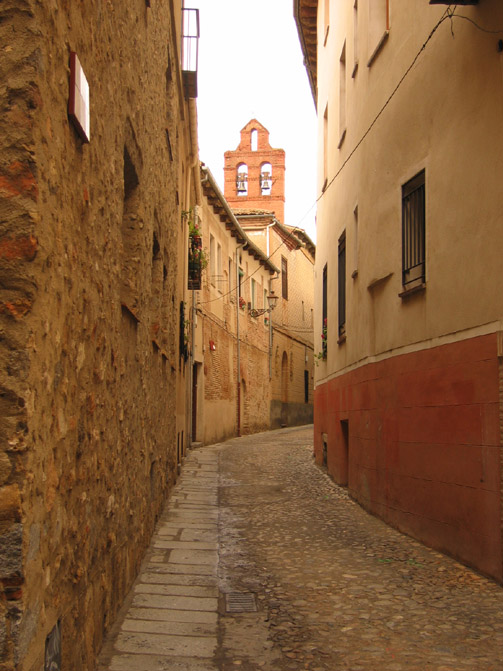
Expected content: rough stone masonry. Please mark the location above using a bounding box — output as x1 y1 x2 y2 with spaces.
0 1 189 668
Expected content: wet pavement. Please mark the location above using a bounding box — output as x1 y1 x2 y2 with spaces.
98 425 503 671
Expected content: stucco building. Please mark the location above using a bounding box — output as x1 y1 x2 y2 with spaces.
295 0 503 581
0 1 199 668
224 121 316 429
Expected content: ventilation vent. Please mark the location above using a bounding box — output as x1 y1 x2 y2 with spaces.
225 592 257 613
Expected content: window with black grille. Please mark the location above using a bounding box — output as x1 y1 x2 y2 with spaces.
402 170 425 289
338 233 346 338
322 263 328 358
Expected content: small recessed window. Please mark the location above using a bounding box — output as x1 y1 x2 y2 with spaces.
338 233 346 339
251 129 258 151
402 170 426 290
281 256 288 300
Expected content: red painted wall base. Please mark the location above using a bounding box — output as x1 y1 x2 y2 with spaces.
314 333 502 582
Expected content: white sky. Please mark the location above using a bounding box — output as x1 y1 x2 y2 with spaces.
189 0 318 242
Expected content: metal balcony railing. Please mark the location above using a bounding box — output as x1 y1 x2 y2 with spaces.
182 8 199 99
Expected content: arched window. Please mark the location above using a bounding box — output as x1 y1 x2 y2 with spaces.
236 163 248 196
251 129 258 151
260 162 272 195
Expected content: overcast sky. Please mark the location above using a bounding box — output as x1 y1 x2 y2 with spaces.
189 0 318 241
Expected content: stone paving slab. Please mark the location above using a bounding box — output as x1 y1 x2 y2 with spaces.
179 529 218 542
159 522 217 531
131 591 217 613
122 618 217 637
153 539 217 550
126 607 217 625
108 654 217 671
134 583 218 598
114 631 216 657
140 572 218 587
145 560 216 575
168 549 218 566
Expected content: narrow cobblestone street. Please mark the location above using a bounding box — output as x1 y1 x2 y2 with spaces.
98 426 503 671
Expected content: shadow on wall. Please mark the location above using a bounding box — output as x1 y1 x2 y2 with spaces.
270 400 313 429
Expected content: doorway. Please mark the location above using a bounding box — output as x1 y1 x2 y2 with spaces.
340 419 349 486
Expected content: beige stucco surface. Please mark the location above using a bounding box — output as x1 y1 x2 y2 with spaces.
314 1 503 381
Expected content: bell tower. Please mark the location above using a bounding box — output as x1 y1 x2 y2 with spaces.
223 119 286 224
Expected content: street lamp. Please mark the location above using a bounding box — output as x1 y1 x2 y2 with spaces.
249 291 278 318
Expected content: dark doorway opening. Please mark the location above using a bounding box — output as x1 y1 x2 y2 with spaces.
340 419 349 486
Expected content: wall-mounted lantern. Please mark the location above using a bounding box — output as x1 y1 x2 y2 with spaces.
249 290 278 318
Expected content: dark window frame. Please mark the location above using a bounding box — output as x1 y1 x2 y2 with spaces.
322 263 328 358
281 256 288 300
402 170 426 289
338 232 346 339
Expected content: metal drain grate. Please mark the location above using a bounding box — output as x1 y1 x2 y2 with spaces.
225 592 257 613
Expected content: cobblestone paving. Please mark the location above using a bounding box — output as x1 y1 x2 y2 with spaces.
217 426 503 671
98 425 503 671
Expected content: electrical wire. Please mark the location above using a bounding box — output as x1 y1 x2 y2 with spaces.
316 6 457 206
197 222 307 306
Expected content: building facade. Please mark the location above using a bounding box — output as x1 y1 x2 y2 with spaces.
295 0 503 581
188 167 278 444
0 1 198 668
224 121 316 429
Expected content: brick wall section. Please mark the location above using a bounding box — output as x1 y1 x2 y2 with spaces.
224 120 286 224
0 1 188 668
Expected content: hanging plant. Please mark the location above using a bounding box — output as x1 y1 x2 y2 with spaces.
315 318 327 362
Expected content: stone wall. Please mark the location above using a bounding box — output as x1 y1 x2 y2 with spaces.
0 1 191 668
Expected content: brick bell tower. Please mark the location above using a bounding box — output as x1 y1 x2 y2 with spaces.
224 119 285 224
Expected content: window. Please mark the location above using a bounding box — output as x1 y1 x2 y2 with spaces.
251 278 256 310
260 162 272 195
251 129 258 151
209 234 216 285
217 242 222 290
368 0 389 66
281 256 288 299
322 264 327 358
238 267 244 298
352 0 359 76
338 233 346 339
236 164 248 196
352 205 358 277
323 105 328 189
304 370 309 404
339 41 347 147
402 170 425 290
323 0 330 45
229 257 234 294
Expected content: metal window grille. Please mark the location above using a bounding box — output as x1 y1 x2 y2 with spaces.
402 170 425 287
322 263 328 357
338 233 346 337
182 8 199 98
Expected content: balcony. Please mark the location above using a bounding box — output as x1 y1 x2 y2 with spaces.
182 8 199 99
